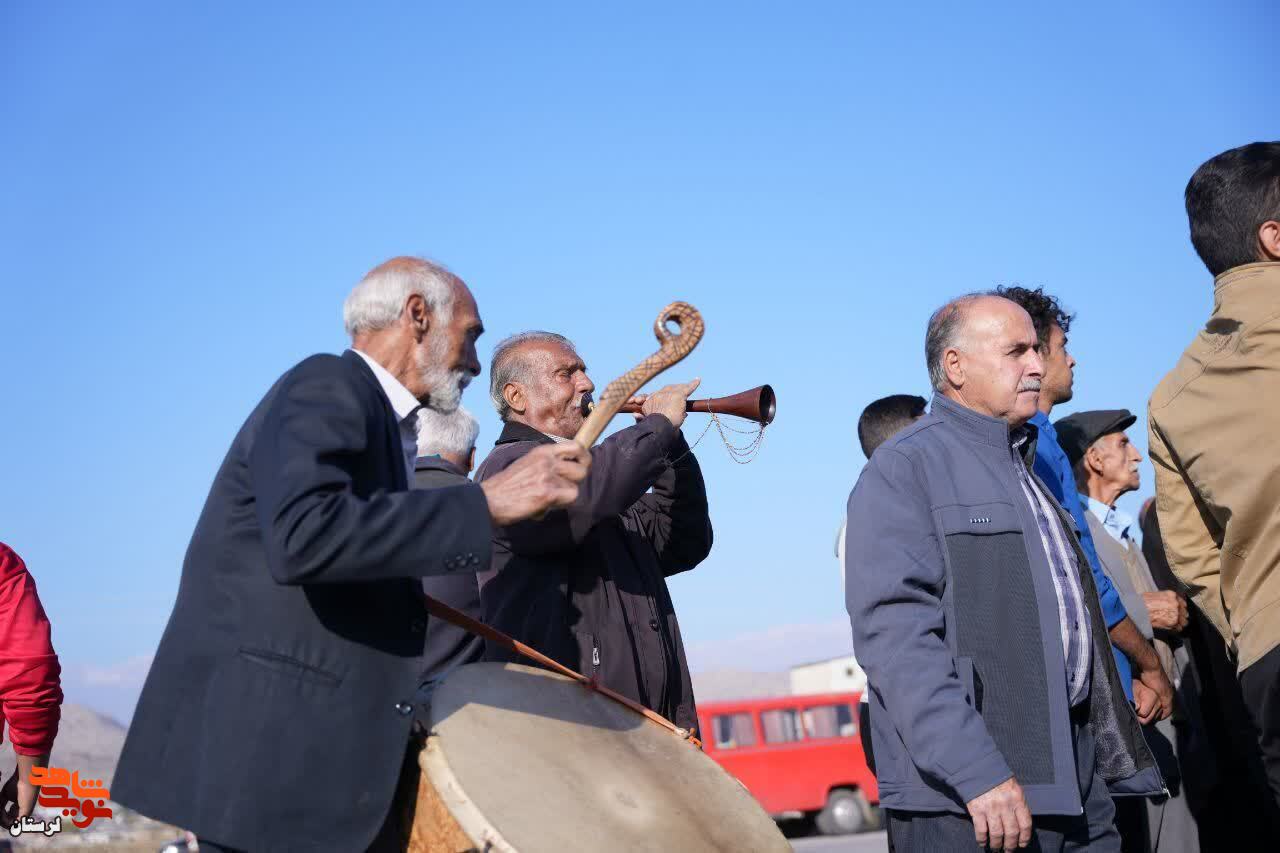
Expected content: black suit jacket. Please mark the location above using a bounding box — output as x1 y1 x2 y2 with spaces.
113 351 493 852
414 456 485 681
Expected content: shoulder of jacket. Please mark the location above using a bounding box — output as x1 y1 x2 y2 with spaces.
475 440 538 480
278 353 369 396
1152 312 1280 412
863 421 944 484
1082 513 1116 558
1149 335 1205 413
288 352 349 376
877 415 946 458
1081 508 1105 536
414 470 470 488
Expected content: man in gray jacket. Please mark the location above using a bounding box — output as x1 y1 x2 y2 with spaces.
846 294 1162 852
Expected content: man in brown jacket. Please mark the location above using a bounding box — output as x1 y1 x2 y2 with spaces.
1148 141 1280 808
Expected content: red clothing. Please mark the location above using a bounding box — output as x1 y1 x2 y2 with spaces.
0 543 61 756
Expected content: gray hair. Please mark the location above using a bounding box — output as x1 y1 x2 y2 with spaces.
924 292 988 391
488 331 576 421
416 405 480 459
343 256 457 338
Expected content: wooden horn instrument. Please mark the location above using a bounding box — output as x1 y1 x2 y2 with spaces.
572 302 705 449
584 384 777 426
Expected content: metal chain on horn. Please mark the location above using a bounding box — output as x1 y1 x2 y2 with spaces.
674 410 767 464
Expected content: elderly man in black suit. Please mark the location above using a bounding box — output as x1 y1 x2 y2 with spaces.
112 257 590 852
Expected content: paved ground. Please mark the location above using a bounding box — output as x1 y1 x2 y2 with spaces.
791 830 888 852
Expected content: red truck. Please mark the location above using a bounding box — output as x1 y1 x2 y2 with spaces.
697 692 879 836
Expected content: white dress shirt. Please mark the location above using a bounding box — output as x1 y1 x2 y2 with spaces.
350 348 421 481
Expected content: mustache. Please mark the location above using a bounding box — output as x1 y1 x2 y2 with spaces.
1018 379 1042 392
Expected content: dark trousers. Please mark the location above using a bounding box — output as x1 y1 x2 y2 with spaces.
1112 795 1148 853
1240 643 1280 812
886 712 1120 853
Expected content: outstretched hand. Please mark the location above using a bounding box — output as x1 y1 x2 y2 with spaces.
640 379 701 429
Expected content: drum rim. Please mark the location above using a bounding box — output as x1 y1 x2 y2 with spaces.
419 735 518 852
420 662 791 852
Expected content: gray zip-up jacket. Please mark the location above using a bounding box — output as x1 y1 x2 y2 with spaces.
846 394 1163 816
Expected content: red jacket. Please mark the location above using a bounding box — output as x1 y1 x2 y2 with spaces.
0 543 61 756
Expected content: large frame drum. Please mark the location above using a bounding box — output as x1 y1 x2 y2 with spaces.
399 662 791 853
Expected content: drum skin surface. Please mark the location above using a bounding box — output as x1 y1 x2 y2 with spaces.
418 662 792 853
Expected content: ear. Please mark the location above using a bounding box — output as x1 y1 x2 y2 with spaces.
466 447 476 474
1085 444 1104 477
1259 220 1280 263
405 293 431 339
942 348 964 388
503 382 525 416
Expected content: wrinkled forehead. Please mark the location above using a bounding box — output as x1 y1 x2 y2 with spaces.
521 339 586 372
964 297 1038 350
1094 429 1133 449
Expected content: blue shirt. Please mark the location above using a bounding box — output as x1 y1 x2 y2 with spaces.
1030 411 1133 701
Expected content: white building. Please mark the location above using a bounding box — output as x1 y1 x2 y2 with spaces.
789 654 866 695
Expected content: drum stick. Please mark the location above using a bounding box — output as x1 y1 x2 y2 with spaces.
422 593 701 747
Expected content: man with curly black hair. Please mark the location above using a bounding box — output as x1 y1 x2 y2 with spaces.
998 285 1175 851
997 287 1172 708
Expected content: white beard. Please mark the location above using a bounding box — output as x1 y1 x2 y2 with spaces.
417 333 470 414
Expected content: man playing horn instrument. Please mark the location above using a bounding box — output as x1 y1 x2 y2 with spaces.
476 331 712 734
111 258 590 853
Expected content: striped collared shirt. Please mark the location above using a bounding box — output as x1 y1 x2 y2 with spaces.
1011 430 1092 707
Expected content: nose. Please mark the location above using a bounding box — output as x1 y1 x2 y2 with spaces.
578 372 595 394
1027 349 1045 377
464 342 481 377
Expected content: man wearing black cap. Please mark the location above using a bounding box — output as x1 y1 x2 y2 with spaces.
1056 410 1198 853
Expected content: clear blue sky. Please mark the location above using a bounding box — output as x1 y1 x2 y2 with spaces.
2 2 1276 718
